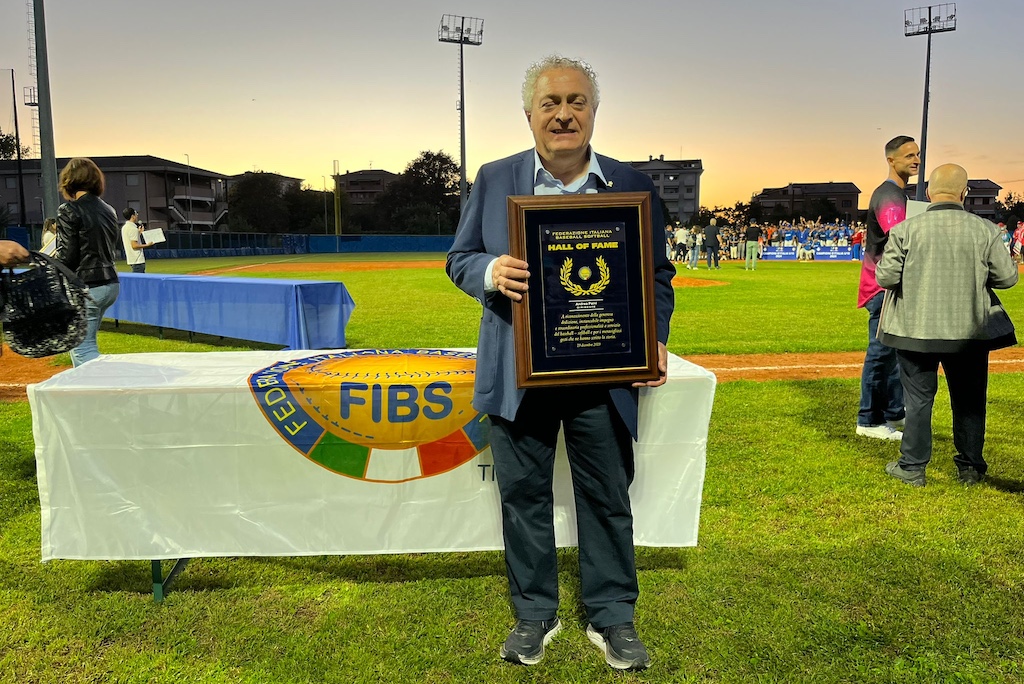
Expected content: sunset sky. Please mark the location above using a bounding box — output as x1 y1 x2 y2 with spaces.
2 0 1022 209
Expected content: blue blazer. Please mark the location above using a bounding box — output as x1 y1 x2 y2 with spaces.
446 149 676 440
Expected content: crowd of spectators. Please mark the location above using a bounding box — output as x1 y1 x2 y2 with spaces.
667 215 1024 268
999 218 1024 264
666 219 867 266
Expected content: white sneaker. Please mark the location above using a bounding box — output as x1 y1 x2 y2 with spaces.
856 424 903 441
886 418 905 430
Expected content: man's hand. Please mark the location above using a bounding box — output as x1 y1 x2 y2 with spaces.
0 240 30 267
492 255 530 302
633 342 669 388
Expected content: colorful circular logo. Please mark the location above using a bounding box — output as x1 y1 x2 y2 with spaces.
249 349 490 483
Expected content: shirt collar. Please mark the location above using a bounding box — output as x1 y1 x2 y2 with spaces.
533 148 608 192
926 201 966 212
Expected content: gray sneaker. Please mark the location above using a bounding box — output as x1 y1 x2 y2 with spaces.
886 461 926 487
857 424 903 441
886 418 906 430
586 622 651 670
957 467 985 485
500 618 561 665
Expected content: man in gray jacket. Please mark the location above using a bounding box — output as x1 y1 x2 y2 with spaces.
876 164 1018 487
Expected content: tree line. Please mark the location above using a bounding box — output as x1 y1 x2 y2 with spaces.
227 150 464 235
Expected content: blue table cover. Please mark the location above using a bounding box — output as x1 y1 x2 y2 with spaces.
105 273 355 349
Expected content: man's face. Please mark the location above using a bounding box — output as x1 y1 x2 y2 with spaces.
888 142 921 180
526 68 596 163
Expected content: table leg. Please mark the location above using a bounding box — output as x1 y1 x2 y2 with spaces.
151 558 190 602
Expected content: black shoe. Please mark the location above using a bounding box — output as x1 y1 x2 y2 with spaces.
500 618 561 665
957 467 985 485
886 461 926 487
586 622 651 670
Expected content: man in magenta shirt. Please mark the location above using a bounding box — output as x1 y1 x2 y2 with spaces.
856 135 919 440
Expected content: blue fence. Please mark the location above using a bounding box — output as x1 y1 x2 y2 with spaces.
146 232 453 258
308 235 455 253
12 227 456 259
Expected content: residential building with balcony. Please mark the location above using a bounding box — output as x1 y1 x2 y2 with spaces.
0 155 230 231
627 155 703 223
335 169 399 206
904 179 1001 220
753 182 861 223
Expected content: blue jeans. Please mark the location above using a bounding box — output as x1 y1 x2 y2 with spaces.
858 291 904 426
688 246 699 269
130 262 146 273
71 282 119 367
705 246 720 269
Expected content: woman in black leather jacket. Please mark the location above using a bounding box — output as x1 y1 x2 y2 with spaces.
54 158 120 366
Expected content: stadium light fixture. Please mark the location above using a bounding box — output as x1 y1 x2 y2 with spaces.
438 14 484 214
904 4 957 201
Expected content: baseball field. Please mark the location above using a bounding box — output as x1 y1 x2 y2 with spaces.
1 253 1023 683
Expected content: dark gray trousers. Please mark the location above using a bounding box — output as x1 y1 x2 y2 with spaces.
896 349 989 474
488 387 637 629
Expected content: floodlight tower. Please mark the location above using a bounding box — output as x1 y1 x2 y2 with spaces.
29 0 59 221
438 14 484 213
904 4 957 201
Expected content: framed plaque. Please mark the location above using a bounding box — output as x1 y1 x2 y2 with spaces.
507 192 659 388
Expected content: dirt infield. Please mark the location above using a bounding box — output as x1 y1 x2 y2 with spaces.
5 344 1024 402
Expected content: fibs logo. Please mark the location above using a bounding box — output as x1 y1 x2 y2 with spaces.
249 349 490 483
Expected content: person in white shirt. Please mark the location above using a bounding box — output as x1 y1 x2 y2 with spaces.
121 208 151 273
40 217 58 255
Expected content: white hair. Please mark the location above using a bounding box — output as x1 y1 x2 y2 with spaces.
521 55 600 111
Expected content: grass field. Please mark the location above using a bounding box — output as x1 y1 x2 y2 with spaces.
2 255 1023 683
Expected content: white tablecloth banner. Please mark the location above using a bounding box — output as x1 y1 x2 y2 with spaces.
30 350 715 561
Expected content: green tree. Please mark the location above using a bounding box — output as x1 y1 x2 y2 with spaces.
284 184 335 234
748 200 765 222
375 151 465 234
227 172 290 233
0 127 30 160
995 191 1024 223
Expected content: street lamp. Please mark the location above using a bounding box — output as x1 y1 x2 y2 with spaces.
904 4 957 201
184 153 192 231
438 14 484 214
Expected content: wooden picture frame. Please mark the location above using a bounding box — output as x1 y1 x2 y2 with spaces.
507 192 659 388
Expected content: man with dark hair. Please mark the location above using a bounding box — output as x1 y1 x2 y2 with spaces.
855 135 918 441
877 164 1017 486
744 220 762 271
447 54 674 671
121 208 151 273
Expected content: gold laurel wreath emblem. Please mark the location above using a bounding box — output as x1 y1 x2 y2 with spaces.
559 256 610 296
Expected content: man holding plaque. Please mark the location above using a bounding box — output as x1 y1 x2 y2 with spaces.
446 55 675 671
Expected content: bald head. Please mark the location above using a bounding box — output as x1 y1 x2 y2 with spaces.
926 164 969 203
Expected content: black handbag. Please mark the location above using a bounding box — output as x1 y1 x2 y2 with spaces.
0 251 91 358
